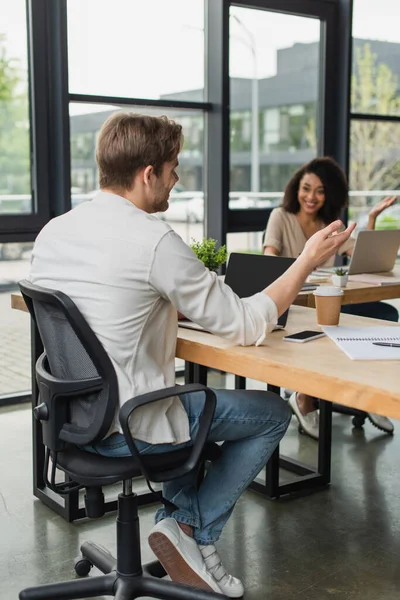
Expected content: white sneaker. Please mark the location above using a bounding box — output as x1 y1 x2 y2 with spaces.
148 518 222 594
199 544 244 598
367 413 394 434
288 392 319 440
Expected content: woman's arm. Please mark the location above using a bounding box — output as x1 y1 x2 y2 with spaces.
263 245 280 256
262 208 284 256
367 195 397 230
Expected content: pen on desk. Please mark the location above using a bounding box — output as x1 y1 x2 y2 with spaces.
372 342 400 348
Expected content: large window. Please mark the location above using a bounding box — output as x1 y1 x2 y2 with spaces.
0 0 32 401
1 0 356 404
349 0 400 229
67 0 204 102
0 0 31 215
228 6 320 221
67 0 207 245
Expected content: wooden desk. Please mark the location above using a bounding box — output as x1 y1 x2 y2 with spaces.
177 306 400 498
11 294 27 312
12 280 400 313
11 293 400 505
13 292 399 414
177 306 400 420
294 267 400 308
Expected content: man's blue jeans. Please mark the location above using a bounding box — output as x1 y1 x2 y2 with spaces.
84 388 292 545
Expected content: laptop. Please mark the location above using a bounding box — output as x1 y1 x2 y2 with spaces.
318 229 400 276
224 253 295 329
178 253 303 332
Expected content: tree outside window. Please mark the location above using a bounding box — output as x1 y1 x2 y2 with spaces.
350 43 400 196
0 32 30 199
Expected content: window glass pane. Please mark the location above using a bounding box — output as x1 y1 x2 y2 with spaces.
70 103 204 244
349 120 400 229
227 231 263 255
229 6 320 214
0 242 32 398
0 0 31 214
352 0 400 116
67 0 204 101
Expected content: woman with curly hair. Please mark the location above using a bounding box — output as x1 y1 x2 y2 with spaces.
263 156 397 438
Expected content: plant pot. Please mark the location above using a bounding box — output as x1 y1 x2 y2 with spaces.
331 274 348 287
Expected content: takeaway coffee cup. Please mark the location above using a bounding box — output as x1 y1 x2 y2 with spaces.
313 286 344 326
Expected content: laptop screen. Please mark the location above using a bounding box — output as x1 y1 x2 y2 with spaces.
224 253 295 328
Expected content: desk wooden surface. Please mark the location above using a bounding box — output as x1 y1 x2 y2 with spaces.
176 306 400 420
294 266 400 307
12 293 400 420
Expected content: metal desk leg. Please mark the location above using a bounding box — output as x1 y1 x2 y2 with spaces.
263 384 281 498
239 378 332 499
185 367 333 499
31 317 83 520
235 376 246 390
30 321 159 521
184 361 195 385
318 399 332 485
32 318 44 492
185 362 208 386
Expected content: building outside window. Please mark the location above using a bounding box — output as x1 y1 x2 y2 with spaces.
67 0 206 243
349 0 400 230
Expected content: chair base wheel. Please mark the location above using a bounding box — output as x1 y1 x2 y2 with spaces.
352 416 366 429
74 556 93 577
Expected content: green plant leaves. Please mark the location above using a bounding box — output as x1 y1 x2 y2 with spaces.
190 237 227 272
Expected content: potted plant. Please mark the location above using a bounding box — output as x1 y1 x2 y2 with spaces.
177 238 227 321
332 267 348 288
190 237 227 272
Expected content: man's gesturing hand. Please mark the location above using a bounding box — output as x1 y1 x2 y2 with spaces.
301 220 357 270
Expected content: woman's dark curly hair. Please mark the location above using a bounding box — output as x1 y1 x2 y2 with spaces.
282 157 349 224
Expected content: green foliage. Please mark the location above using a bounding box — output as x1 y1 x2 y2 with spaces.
190 238 227 272
0 34 30 194
306 44 400 195
350 43 400 192
375 215 400 230
334 267 347 276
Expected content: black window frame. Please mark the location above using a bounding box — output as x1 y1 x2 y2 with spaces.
2 0 355 406
348 0 400 201
219 0 353 238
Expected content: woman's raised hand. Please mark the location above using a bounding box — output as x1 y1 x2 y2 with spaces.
368 195 397 221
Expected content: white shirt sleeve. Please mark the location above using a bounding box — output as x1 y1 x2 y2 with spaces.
149 231 278 346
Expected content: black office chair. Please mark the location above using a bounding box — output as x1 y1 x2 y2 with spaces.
18 280 226 600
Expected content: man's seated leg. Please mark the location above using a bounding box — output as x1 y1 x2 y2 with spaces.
85 387 291 597
150 387 291 597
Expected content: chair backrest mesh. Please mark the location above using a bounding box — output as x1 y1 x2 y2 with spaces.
34 301 106 429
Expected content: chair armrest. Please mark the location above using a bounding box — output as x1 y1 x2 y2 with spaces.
119 383 216 482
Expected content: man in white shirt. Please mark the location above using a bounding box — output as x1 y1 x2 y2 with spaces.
30 112 355 597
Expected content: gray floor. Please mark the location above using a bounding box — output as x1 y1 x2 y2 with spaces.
1 390 400 600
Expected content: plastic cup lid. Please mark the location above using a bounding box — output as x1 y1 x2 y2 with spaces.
313 286 344 297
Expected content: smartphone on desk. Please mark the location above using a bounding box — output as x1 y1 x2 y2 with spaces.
283 330 326 343
300 283 319 292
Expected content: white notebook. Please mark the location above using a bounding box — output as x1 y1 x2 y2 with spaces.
348 273 400 286
321 326 400 360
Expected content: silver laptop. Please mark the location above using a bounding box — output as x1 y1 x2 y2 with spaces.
318 229 400 275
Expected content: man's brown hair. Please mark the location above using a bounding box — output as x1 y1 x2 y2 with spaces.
96 112 183 191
